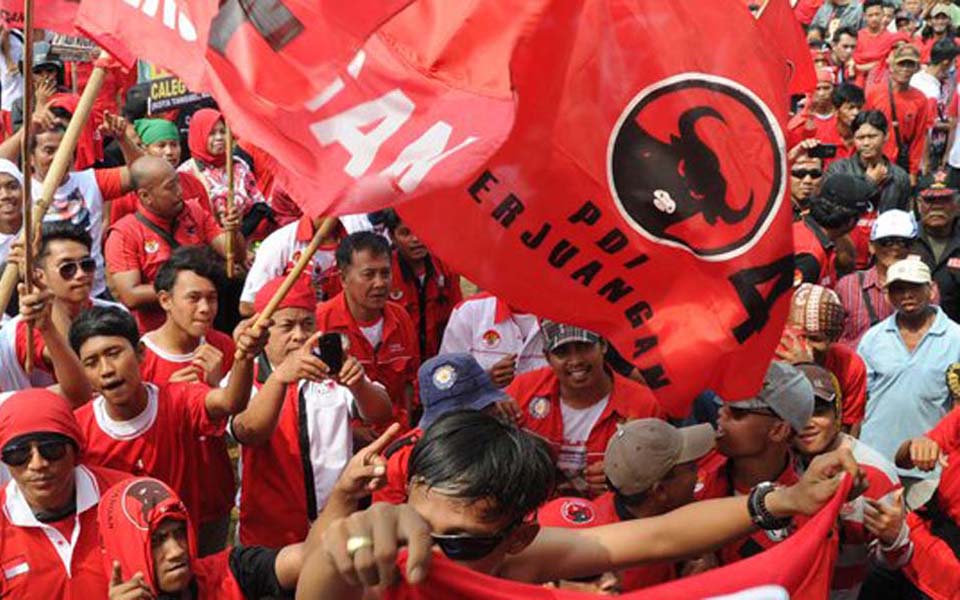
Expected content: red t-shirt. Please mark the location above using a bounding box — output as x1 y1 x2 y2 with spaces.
108 172 210 226
389 253 462 359
74 382 225 530
854 29 897 67
509 367 664 495
138 329 236 385
823 343 867 428
592 492 676 591
865 83 932 174
0 465 129 600
315 292 420 429
372 428 422 505
793 218 836 287
694 450 808 565
103 200 223 332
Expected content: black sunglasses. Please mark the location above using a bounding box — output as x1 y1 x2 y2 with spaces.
57 257 96 280
791 169 823 179
728 406 778 419
2 439 69 467
876 237 912 248
430 517 525 561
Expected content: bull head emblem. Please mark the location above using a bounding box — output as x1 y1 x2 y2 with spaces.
611 105 753 238
127 480 173 524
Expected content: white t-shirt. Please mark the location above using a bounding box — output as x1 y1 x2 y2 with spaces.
910 71 941 102
240 219 338 305
557 395 609 476
0 226 21 266
0 33 23 113
360 318 384 348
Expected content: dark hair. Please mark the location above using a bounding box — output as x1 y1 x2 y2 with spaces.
408 411 555 523
69 305 140 355
335 231 391 271
831 82 865 109
831 26 858 44
808 197 862 230
153 245 225 294
37 221 92 263
28 124 67 154
852 109 888 135
381 209 402 234
862 0 884 10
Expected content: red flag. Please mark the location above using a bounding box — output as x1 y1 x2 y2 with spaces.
398 0 798 415
384 477 849 600
0 0 79 34
750 0 819 96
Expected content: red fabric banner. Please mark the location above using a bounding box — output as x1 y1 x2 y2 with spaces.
385 477 849 599
398 0 801 414
750 0 819 96
0 0 79 34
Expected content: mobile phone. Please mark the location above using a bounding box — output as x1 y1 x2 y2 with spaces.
312 333 344 374
808 144 837 159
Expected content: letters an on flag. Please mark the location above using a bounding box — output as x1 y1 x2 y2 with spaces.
0 0 79 34
383 477 850 600
398 0 803 415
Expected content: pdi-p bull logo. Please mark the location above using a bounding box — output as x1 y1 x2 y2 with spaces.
608 74 784 261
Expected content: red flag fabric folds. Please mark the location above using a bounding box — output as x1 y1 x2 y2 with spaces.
384 477 849 599
398 0 798 414
0 0 78 34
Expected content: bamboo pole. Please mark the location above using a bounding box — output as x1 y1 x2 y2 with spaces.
225 123 235 279
20 0 33 374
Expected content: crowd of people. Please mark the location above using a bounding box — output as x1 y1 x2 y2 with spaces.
0 1 958 598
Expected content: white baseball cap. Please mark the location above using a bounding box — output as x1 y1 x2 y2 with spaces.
871 210 918 242
885 258 932 287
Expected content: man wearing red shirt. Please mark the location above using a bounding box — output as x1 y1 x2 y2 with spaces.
509 320 664 498
894 403 960 600
595 419 715 592
865 44 931 176
830 27 859 84
778 283 868 433
0 388 129 599
792 363 910 599
104 156 241 333
138 245 237 556
373 352 509 506
68 305 267 543
316 232 420 431
108 119 209 226
384 210 462 360
231 275 392 548
854 0 897 79
787 69 839 149
695 361 815 565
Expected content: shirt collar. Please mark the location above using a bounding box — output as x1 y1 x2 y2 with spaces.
883 306 947 334
862 268 881 291
4 465 101 527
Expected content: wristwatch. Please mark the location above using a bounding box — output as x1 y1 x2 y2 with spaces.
747 481 793 531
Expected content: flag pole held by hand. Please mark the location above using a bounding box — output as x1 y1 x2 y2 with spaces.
0 49 109 317
20 0 34 374
233 217 339 361
225 123 236 279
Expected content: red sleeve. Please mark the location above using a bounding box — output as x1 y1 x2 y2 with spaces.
94 167 126 200
109 192 139 226
208 330 236 375
173 382 227 438
103 222 143 274
834 347 867 427
928 409 960 453
14 320 48 372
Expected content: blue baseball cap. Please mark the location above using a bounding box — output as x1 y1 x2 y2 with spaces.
418 353 507 430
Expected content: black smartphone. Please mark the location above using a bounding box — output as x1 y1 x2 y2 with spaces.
313 333 344 374
808 144 837 159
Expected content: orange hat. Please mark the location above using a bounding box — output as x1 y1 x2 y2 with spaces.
253 274 316 315
0 389 84 453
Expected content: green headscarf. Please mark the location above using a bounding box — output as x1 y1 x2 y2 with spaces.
134 118 180 146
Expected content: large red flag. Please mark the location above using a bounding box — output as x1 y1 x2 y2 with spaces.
0 0 79 34
384 477 849 599
397 0 797 415
748 0 819 97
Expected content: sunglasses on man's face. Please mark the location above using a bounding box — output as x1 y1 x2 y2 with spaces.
876 237 912 249
727 406 778 419
430 516 526 562
1 440 69 467
57 257 96 280
791 169 823 180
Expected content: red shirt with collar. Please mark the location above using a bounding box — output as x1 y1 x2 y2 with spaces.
74 382 225 531
509 367 665 486
389 252 462 360
694 450 808 565
372 428 422 505
315 292 420 428
0 465 129 599
823 343 868 428
591 492 676 591
108 172 210 226
104 200 223 332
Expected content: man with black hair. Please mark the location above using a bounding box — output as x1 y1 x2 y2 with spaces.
104 155 241 333
0 221 124 393
811 0 864 38
296 410 862 598
911 167 960 322
316 231 420 431
69 305 268 541
830 27 859 84
854 0 896 80
793 172 874 286
382 209 461 359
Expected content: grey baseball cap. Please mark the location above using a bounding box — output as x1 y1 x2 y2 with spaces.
727 361 815 432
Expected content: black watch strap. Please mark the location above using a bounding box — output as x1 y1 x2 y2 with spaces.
747 481 793 531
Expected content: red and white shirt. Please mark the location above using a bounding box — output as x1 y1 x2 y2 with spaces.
439 293 547 374
74 382 225 530
232 376 357 548
138 330 236 386
0 465 128 599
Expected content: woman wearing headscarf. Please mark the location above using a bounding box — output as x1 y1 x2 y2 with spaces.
178 108 273 242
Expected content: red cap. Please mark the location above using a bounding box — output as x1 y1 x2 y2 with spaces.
253 274 316 315
0 389 83 453
537 497 616 529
